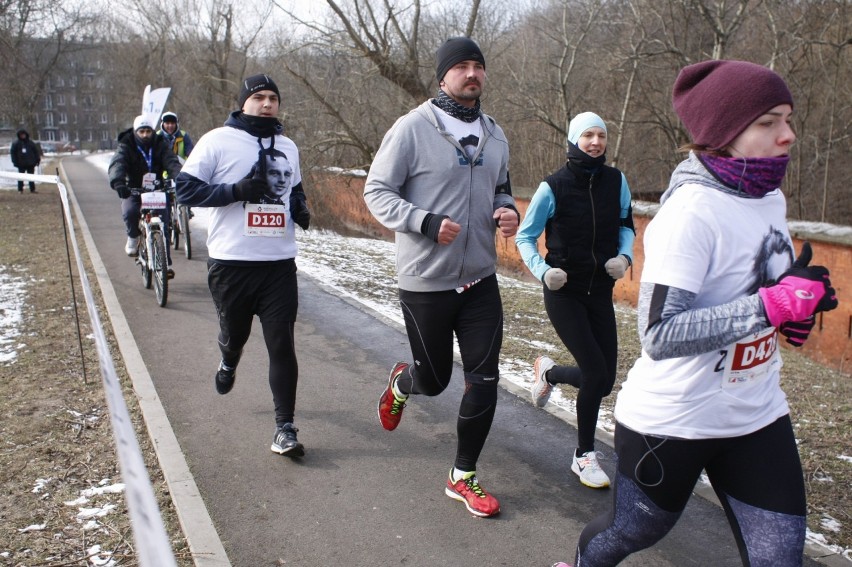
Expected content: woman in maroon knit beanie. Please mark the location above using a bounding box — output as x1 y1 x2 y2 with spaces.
552 60 838 567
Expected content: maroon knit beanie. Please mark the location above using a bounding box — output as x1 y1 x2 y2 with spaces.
672 60 793 150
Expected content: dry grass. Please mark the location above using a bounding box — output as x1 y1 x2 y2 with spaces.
0 179 193 566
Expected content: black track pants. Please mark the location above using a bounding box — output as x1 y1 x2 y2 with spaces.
208 260 299 425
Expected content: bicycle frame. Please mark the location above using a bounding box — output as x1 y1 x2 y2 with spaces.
135 186 170 307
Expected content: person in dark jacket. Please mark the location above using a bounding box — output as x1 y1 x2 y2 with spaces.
10 129 41 193
109 115 182 273
516 111 635 490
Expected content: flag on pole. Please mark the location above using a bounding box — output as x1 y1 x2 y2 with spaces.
141 85 171 130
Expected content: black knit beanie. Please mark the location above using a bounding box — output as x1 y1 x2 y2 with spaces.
435 37 485 81
238 74 281 109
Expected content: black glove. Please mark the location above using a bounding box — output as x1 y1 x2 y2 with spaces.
232 177 268 203
290 186 311 230
115 185 130 199
779 316 815 348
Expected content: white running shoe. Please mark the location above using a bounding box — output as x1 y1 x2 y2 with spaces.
572 450 611 488
125 236 139 256
532 355 556 407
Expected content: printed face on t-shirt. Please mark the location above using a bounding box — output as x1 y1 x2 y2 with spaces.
263 153 293 202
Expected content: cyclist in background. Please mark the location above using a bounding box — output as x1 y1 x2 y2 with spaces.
158 111 194 162
109 115 182 276
159 111 196 227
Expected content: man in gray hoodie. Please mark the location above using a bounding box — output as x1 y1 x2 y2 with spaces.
365 37 519 518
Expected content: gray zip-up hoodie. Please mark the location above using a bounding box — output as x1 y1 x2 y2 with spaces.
364 100 514 292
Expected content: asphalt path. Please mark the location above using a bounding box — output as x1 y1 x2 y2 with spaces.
59 155 824 567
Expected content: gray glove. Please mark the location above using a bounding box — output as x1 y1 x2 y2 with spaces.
543 268 567 290
232 177 268 203
605 255 630 280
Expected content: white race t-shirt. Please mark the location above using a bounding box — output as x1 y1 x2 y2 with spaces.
615 184 793 439
181 126 302 262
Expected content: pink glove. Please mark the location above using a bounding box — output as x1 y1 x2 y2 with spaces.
757 242 838 327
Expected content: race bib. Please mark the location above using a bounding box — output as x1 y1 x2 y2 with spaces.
721 326 780 389
142 172 157 190
140 190 167 210
244 203 287 237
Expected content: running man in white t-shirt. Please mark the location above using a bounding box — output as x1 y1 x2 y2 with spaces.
175 74 310 458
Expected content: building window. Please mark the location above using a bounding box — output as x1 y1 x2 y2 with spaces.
70 94 77 106
59 112 67 124
102 130 110 141
57 94 65 106
100 113 108 124
46 131 56 141
45 94 53 110
45 113 54 127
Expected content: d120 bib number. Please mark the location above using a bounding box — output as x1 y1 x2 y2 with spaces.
244 203 286 237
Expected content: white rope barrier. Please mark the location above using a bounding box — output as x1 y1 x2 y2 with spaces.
0 170 178 567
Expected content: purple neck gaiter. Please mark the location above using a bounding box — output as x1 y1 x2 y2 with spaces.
698 154 790 198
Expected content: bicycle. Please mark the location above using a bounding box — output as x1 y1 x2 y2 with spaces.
168 191 193 260
132 180 172 307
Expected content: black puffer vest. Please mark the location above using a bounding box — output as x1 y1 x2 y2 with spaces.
544 160 623 293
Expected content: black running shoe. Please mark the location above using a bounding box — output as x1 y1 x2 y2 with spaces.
271 423 304 457
215 361 236 395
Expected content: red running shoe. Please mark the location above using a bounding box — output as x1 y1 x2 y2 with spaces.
377 362 409 431
444 471 501 518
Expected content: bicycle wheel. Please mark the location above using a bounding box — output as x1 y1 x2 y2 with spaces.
152 230 169 307
139 227 152 289
179 205 192 259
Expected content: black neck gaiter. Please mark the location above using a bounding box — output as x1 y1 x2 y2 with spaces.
431 89 481 123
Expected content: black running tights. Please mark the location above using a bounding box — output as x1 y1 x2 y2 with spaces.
396 275 503 472
543 285 618 454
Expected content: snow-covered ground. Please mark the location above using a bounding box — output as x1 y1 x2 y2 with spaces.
1 153 849 562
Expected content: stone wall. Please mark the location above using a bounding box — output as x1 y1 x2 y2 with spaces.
306 169 851 372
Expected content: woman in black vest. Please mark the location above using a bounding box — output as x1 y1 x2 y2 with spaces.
516 111 635 489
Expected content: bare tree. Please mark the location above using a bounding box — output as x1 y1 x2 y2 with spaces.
0 0 100 130
691 0 755 60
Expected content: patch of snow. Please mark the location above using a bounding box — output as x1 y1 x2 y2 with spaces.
76 504 117 521
32 478 52 494
18 524 46 533
0 266 28 364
